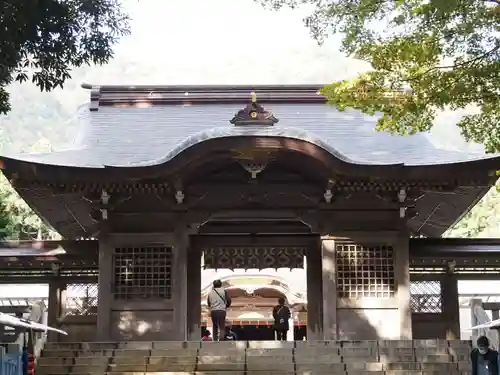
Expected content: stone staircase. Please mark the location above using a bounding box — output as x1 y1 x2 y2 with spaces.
36 339 472 375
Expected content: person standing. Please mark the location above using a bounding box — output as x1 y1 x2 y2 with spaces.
471 336 499 375
207 279 231 341
272 297 291 342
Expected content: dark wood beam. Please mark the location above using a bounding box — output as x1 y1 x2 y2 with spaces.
410 252 500 262
105 209 403 233
454 273 500 280
110 209 305 223
0 276 98 284
482 303 500 311
410 258 500 267
0 253 98 269
0 306 30 313
110 208 400 220
191 234 318 248
198 221 311 234
410 237 500 253
0 240 98 255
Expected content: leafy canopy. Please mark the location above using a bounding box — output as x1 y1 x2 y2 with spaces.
259 0 500 151
0 0 130 114
0 174 58 240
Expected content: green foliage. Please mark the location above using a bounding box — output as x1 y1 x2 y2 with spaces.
0 0 130 239
0 0 131 115
0 174 58 240
258 0 500 151
447 185 500 238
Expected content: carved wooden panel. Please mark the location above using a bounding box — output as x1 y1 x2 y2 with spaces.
336 243 396 298
112 246 173 300
203 246 305 269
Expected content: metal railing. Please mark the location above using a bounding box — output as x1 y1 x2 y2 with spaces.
0 345 22 375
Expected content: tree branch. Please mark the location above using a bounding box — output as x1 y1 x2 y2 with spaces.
405 44 500 82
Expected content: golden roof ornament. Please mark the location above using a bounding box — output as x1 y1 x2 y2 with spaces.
230 91 279 126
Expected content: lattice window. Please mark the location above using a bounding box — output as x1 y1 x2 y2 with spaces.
113 246 172 300
66 283 98 316
336 243 395 298
410 280 442 313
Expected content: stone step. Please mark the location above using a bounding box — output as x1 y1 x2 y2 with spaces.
36 367 473 375
43 340 473 350
196 362 245 371
62 372 471 375
35 365 72 375
113 349 151 357
37 340 474 375
37 357 75 366
72 365 108 373
149 356 198 364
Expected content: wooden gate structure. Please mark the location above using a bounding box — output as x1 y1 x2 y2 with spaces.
0 85 499 341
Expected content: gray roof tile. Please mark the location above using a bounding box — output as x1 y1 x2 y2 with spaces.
5 103 494 167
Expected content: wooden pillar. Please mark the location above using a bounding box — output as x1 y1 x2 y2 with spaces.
186 245 201 341
492 310 500 320
394 233 412 339
442 272 460 339
96 235 113 341
288 318 295 341
47 279 66 342
321 238 337 340
172 224 189 341
306 241 324 340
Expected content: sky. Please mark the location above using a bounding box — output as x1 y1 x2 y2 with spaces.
84 0 370 85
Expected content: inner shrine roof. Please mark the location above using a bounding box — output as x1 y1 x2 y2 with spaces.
2 84 498 169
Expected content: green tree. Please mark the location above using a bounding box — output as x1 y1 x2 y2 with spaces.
0 131 57 239
0 174 57 240
0 0 131 115
259 0 500 151
447 183 500 238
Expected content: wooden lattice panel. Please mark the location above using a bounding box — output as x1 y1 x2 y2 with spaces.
66 283 98 316
203 246 305 270
410 280 442 313
336 243 396 298
113 246 173 300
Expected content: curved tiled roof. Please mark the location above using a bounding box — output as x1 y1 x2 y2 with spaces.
1 85 499 239
4 102 494 168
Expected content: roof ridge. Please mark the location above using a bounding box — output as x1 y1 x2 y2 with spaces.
81 83 326 92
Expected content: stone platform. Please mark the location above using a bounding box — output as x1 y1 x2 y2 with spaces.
36 340 473 375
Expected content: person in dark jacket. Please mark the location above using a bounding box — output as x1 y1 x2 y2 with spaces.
471 336 499 375
224 324 238 341
272 297 291 341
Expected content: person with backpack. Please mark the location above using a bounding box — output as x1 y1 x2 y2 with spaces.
207 279 231 341
471 336 499 375
272 297 291 341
